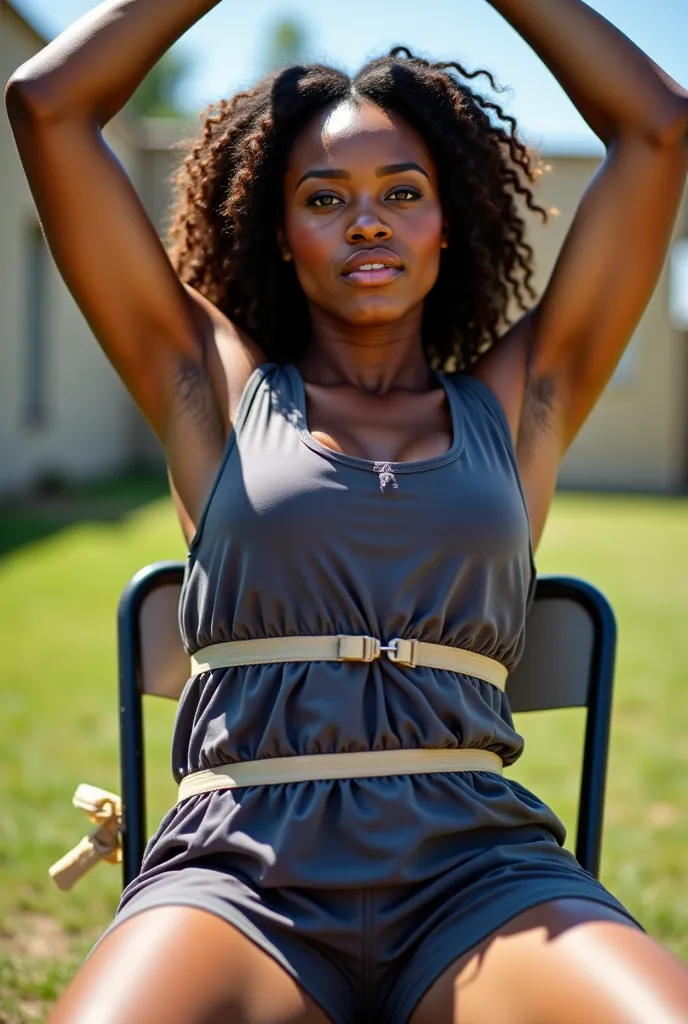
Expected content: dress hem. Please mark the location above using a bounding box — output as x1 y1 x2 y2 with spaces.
87 894 344 1024
88 878 642 1024
390 886 643 1023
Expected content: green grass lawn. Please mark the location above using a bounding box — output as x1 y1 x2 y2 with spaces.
0 482 686 1021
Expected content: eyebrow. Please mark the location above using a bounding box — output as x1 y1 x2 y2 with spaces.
295 161 430 190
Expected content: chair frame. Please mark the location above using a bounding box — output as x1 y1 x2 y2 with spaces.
117 562 617 888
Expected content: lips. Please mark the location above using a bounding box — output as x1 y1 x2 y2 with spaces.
341 248 404 276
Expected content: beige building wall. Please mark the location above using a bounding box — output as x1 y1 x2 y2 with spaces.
2 0 687 495
127 118 198 468
1 1 145 495
529 155 688 492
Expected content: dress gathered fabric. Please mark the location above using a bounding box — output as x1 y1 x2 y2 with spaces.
97 362 638 1024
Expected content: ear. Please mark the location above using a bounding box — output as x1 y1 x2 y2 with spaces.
440 219 449 250
277 226 293 262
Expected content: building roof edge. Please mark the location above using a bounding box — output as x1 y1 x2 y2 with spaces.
3 0 50 48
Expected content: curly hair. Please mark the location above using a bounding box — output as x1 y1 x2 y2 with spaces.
166 47 549 372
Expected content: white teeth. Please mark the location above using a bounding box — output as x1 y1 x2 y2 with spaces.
358 263 387 271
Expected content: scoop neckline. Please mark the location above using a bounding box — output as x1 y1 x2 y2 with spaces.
286 362 465 475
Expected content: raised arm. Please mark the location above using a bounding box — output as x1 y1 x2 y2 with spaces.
5 0 263 539
473 0 688 542
6 0 221 126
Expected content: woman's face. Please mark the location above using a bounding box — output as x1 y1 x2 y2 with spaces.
281 99 445 330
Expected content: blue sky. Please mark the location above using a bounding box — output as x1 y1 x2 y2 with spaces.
14 0 688 153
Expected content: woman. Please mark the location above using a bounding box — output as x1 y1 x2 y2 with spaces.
6 1 688 1020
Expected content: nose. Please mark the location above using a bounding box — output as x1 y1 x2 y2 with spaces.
345 214 392 245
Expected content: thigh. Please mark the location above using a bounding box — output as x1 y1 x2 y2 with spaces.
49 905 332 1024
411 898 688 1024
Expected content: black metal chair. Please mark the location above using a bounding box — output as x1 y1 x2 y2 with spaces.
117 562 617 888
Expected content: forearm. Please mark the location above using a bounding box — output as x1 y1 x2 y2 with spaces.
5 0 221 126
487 0 688 147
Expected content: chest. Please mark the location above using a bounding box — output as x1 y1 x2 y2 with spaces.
212 426 528 571
303 381 454 464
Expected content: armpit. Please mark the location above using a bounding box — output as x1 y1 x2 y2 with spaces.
172 356 226 446
517 371 559 463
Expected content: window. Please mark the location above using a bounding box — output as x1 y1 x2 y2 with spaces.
610 329 640 387
23 221 50 427
669 238 688 332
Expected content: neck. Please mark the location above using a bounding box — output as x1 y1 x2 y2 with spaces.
299 304 434 394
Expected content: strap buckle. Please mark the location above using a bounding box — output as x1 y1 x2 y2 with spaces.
336 635 381 662
381 637 417 668
335 635 418 666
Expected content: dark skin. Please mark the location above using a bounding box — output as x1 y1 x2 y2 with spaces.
7 0 688 1019
280 101 453 470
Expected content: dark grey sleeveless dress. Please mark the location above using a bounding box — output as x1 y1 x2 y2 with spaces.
96 363 638 1023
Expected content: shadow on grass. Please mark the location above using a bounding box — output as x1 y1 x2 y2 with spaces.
0 471 170 559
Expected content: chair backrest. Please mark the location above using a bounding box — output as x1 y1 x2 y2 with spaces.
117 563 616 886
136 570 189 700
507 577 615 713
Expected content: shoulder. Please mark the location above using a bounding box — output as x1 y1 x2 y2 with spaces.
468 311 563 454
445 369 515 450
467 318 530 446
455 316 562 548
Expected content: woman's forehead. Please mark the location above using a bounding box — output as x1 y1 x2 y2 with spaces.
285 100 435 180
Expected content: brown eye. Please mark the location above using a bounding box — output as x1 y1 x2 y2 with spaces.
388 187 422 201
308 193 344 208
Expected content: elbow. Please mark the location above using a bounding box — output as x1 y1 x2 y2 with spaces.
606 98 688 155
5 75 27 117
5 75 46 122
647 94 688 151
5 68 66 124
